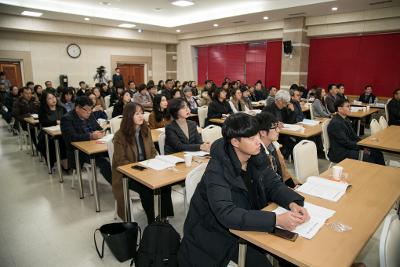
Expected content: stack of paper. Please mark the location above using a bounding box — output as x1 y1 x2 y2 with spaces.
184 151 209 157
300 119 320 126
350 107 364 112
296 176 351 202
96 134 114 144
282 124 304 132
273 202 335 239
139 155 184 171
31 114 39 119
44 125 60 132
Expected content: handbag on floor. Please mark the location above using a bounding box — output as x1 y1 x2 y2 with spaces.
94 222 141 262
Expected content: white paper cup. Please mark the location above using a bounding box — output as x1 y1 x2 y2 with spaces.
366 105 370 111
184 154 192 167
332 166 343 180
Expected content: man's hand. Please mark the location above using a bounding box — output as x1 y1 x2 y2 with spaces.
200 142 211 152
90 130 105 140
289 202 310 223
276 211 304 231
287 103 295 111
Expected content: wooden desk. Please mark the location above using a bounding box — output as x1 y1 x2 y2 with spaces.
231 159 400 267
43 125 63 182
117 152 209 222
358 126 400 158
351 102 386 110
279 119 326 139
24 116 39 156
72 140 107 211
209 118 225 125
348 108 379 136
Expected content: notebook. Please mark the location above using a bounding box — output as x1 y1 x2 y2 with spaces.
300 119 320 126
282 124 304 132
184 151 209 157
44 125 60 132
139 155 185 171
96 134 114 144
295 176 351 202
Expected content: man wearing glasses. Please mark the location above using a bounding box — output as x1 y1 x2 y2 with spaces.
60 96 112 183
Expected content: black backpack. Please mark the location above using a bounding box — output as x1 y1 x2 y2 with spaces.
132 220 181 267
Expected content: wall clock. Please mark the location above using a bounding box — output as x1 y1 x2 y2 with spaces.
67 43 81 58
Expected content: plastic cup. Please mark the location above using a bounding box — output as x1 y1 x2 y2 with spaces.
184 154 192 167
332 166 344 180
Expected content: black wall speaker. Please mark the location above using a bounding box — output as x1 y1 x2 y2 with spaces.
283 40 293 54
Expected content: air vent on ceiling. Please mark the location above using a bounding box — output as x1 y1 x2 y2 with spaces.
232 20 246 24
369 0 392 5
288 12 306 16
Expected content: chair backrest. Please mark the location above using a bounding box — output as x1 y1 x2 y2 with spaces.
158 132 166 155
185 163 208 206
202 125 222 144
106 138 114 167
309 104 315 120
110 115 123 134
293 140 319 184
144 112 150 123
197 106 208 128
370 119 382 135
105 106 114 120
379 116 388 129
104 95 111 108
379 213 400 267
321 119 331 161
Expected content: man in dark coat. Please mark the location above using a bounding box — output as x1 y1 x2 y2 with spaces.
327 98 384 165
178 113 308 267
325 84 338 114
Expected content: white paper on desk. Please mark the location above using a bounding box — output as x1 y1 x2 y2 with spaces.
300 119 319 126
44 125 60 132
96 134 114 144
296 176 350 202
350 107 364 112
31 114 38 119
273 202 335 239
156 127 165 133
282 124 304 132
184 151 209 157
139 155 184 170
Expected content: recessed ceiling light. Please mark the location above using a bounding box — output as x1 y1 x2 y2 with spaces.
84 17 90 21
331 7 338 11
213 23 219 27
171 0 194 7
154 8 162 11
118 23 136 28
138 29 143 33
263 16 269 20
21 11 42 17
176 29 181 33
99 1 111 6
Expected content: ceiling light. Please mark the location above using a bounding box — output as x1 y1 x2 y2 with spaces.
331 7 338 11
213 24 219 27
263 16 269 20
171 1 194 7
84 17 90 21
118 23 136 28
176 29 181 33
99 1 111 6
21 11 42 17
138 29 143 33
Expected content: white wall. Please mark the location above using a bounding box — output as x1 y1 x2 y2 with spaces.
0 30 167 87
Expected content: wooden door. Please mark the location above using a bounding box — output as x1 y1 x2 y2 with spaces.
117 63 145 88
0 61 23 88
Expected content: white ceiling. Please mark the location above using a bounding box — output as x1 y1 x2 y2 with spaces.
0 0 399 33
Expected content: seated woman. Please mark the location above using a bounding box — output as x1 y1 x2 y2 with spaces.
229 87 250 113
110 87 124 107
34 84 43 101
183 86 199 114
112 102 174 223
256 111 297 188
87 92 107 120
165 98 211 154
199 89 212 106
312 87 331 118
37 91 68 169
148 95 172 129
92 87 106 110
207 88 233 121
172 89 182 99
133 83 153 108
112 90 132 118
60 87 75 113
240 86 253 110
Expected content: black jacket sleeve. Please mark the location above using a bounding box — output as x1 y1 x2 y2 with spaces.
165 121 201 152
207 101 220 119
60 113 90 144
328 120 359 150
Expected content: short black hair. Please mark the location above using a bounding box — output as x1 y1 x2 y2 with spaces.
128 80 135 85
290 84 299 90
172 89 182 97
79 81 85 86
328 84 337 91
212 87 226 101
392 88 400 97
256 112 278 132
138 83 147 92
337 83 344 88
365 84 372 89
168 98 186 119
26 81 34 87
165 79 173 84
334 98 349 111
75 95 93 108
222 113 260 141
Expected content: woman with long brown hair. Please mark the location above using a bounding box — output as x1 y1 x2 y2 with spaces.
112 102 174 223
312 87 331 118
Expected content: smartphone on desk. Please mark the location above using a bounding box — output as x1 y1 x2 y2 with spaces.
271 227 298 242
131 165 147 171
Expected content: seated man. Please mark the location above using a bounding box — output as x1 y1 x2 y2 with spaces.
325 84 338 114
290 87 304 123
60 96 112 183
327 98 385 165
178 113 309 267
387 88 400 126
256 111 297 188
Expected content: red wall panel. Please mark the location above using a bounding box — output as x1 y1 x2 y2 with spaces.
308 33 400 97
246 43 266 85
225 44 246 83
197 47 208 85
265 40 282 88
207 45 226 85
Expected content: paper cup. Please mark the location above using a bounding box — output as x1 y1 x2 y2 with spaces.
332 166 343 180
366 105 370 111
184 154 192 167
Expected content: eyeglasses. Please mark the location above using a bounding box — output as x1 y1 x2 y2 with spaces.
79 106 92 113
270 122 279 130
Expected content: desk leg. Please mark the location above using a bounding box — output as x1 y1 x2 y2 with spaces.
54 139 63 183
122 177 132 222
358 150 364 161
90 157 101 212
18 124 23 151
238 239 247 267
45 134 52 174
27 126 34 156
34 127 39 157
74 149 84 199
357 120 361 136
154 188 161 220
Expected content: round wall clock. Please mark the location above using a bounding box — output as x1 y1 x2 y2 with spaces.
66 43 81 58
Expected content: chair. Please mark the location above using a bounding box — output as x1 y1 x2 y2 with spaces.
384 98 392 121
197 106 208 128
104 95 111 108
144 112 150 123
110 115 123 134
379 116 388 129
370 119 382 135
321 119 333 166
309 104 315 120
184 163 207 214
105 106 114 120
379 213 400 267
202 125 222 144
293 140 319 184
158 132 166 155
